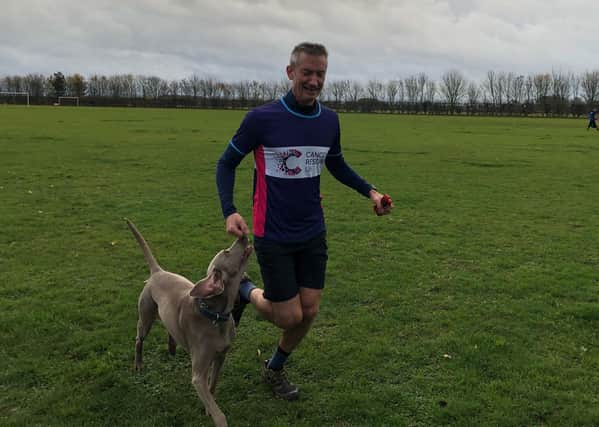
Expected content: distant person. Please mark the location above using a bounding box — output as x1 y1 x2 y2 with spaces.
216 42 393 400
588 108 598 131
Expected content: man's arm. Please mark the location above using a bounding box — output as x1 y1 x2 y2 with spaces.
325 154 393 215
324 153 372 197
216 142 250 236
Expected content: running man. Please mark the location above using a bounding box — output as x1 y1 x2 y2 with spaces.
216 42 392 400
588 108 598 131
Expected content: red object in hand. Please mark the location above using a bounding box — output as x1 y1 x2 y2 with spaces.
374 194 393 215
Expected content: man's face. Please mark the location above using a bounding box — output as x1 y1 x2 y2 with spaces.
286 52 327 106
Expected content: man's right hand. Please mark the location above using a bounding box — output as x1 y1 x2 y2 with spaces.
225 213 249 237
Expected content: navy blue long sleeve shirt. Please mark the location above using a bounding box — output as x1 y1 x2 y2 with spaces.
216 91 373 241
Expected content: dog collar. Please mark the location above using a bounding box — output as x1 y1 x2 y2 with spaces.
195 299 231 324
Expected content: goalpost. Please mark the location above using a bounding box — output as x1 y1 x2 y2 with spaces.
57 96 80 106
0 91 29 106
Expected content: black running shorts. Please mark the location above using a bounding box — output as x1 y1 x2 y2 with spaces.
254 233 328 303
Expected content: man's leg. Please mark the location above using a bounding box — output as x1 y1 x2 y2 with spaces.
257 288 321 400
246 288 302 327
237 234 327 399
245 287 321 355
279 288 322 353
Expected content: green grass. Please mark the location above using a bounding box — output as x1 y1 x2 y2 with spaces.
1 105 599 426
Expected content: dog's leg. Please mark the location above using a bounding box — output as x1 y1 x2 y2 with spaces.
191 351 227 427
134 285 157 371
168 334 177 356
208 352 227 395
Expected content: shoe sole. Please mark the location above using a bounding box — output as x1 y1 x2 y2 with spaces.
272 390 300 401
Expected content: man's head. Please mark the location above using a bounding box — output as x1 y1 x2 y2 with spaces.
286 42 328 106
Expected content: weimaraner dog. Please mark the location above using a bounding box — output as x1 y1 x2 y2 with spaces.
126 219 252 427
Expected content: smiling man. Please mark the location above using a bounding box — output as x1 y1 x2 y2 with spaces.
216 42 392 400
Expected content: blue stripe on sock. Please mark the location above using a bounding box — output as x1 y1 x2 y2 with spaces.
239 279 256 302
267 347 290 371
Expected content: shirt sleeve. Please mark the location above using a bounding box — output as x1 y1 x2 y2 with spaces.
325 119 373 198
216 143 245 218
215 111 260 218
230 110 261 155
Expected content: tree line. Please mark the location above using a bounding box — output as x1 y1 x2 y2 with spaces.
1 69 598 116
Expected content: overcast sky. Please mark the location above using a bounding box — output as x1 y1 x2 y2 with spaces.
1 0 596 84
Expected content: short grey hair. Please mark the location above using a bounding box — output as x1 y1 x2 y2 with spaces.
290 42 328 66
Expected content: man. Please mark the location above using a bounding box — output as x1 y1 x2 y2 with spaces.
216 42 392 400
588 108 598 131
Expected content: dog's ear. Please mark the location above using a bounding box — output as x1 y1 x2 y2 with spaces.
190 269 224 298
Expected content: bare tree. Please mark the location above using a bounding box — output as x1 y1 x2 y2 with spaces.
141 76 166 99
347 81 363 103
279 78 290 97
263 80 279 101
580 70 599 104
570 74 581 100
234 80 251 102
417 73 429 104
366 79 384 100
524 75 535 104
467 82 480 105
551 70 571 101
386 79 399 105
396 79 405 103
496 72 507 107
551 70 571 114
481 70 496 104
482 70 507 108
167 80 180 97
179 74 203 100
404 75 419 103
2 75 24 92
329 79 350 103
107 75 124 97
533 73 551 103
219 82 234 101
23 74 47 98
439 70 467 113
508 74 525 103
123 74 138 98
247 80 266 101
424 80 436 103
200 77 219 99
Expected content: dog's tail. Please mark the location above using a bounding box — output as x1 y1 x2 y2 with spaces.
125 218 162 274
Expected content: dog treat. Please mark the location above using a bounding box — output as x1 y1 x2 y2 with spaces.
374 194 392 215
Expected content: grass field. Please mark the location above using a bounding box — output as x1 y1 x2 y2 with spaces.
1 105 599 426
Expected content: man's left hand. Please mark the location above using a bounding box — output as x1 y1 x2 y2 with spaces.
369 189 394 216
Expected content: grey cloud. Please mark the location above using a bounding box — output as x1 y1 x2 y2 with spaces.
0 0 595 83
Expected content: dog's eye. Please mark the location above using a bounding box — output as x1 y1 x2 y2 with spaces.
224 249 231 255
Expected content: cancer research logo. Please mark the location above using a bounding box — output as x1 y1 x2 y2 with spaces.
276 149 303 176
265 146 329 179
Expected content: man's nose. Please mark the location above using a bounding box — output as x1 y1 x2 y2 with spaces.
307 74 320 86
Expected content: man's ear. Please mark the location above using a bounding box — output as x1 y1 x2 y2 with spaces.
286 64 294 80
190 269 223 298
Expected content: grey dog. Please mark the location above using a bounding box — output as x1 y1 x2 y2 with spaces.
126 219 252 427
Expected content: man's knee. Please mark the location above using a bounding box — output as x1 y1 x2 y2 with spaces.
301 303 320 322
273 308 303 330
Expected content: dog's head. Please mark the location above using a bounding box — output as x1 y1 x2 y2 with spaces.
190 235 253 299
